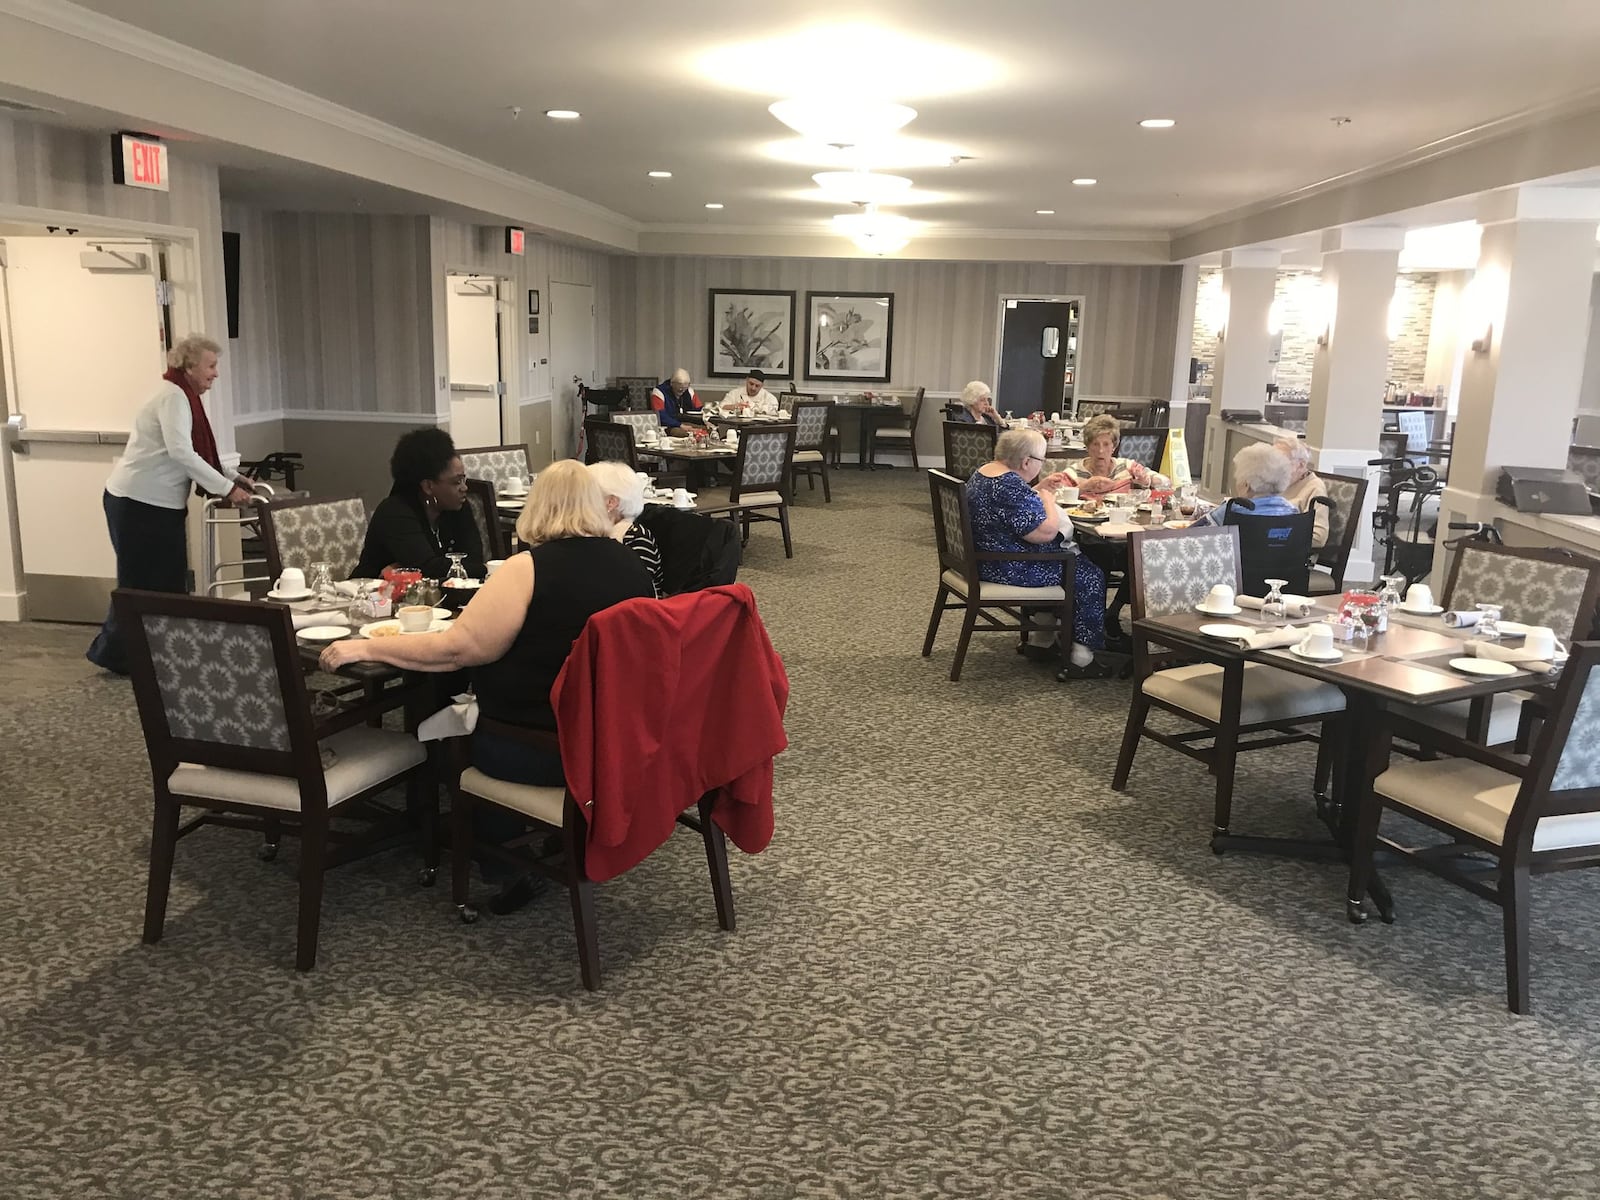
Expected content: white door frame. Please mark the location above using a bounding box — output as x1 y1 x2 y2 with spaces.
992 292 1086 402
442 268 514 445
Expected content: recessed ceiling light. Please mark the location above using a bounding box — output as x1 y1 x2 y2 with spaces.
705 203 724 210
1139 118 1175 129
1072 178 1097 186
544 109 580 120
1035 209 1055 215
647 170 673 178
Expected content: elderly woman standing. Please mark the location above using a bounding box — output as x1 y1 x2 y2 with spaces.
1060 414 1169 496
953 380 1003 428
87 334 254 675
1274 437 1330 550
587 460 664 597
967 427 1111 677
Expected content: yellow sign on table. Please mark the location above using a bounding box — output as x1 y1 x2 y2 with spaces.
1160 429 1192 489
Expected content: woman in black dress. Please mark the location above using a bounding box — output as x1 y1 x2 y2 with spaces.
352 427 485 581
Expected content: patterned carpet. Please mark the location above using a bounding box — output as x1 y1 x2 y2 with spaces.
4 468 1600 1199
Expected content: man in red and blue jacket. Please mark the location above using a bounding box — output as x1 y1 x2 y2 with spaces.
649 368 701 430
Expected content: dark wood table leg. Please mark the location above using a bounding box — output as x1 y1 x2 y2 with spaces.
858 410 872 470
1338 692 1395 923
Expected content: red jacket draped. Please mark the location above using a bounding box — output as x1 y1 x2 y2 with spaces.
552 583 786 882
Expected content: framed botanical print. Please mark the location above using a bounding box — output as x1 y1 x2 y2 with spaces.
707 289 795 379
804 291 894 383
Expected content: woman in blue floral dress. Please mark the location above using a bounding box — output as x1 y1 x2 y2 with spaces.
965 428 1110 678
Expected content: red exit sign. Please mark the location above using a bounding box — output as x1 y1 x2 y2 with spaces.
111 133 169 192
505 226 525 256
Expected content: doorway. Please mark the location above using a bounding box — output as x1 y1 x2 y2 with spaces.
548 281 595 461
995 297 1081 417
445 273 508 448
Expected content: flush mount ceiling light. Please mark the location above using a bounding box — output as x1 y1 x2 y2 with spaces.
544 109 580 120
647 170 672 178
832 206 914 255
704 202 725 210
1072 178 1097 186
697 26 1000 100
1138 118 1175 129
812 171 913 204
1035 209 1055 215
762 136 974 172
770 97 916 146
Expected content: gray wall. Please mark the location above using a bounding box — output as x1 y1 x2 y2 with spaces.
608 256 1184 399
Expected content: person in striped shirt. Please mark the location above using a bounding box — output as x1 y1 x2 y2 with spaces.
588 461 664 598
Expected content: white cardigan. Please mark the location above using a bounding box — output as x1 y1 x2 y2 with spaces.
105 381 233 509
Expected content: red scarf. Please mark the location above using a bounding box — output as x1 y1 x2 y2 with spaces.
163 366 222 477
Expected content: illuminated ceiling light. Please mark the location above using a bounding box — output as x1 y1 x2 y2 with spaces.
1138 118 1175 129
1072 178 1097 186
812 171 913 204
769 98 916 146
762 137 973 172
1035 209 1055 215
544 109 580 120
647 170 673 178
697 26 1000 100
704 202 725 210
832 206 914 255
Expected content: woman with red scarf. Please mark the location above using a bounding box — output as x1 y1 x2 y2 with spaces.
87 334 254 675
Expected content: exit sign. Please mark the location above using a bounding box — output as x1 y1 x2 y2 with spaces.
111 133 169 192
505 226 525 256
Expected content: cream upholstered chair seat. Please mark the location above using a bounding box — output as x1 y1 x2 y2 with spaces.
1143 662 1346 725
1400 692 1530 746
458 767 565 825
939 568 1065 604
1374 757 1600 852
875 426 913 439
734 490 786 508
168 726 426 812
794 449 825 463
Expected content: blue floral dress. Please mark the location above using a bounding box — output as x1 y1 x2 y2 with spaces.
964 470 1106 650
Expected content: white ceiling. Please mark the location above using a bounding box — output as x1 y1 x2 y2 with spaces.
58 0 1600 240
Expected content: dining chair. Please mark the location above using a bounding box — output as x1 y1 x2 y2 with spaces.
1223 497 1329 595
584 416 638 469
942 420 997 480
611 410 661 440
1375 432 1410 494
257 494 369 581
697 424 798 558
458 444 531 493
1566 445 1600 494
1306 471 1370 596
1075 400 1122 420
789 399 834 502
921 469 1075 682
1117 428 1169 471
1145 399 1171 427
612 376 659 411
462 478 508 560
869 387 925 468
1112 525 1347 847
1347 639 1600 1013
115 589 433 971
1394 541 1600 747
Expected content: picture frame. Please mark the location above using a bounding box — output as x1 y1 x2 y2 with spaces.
804 291 894 383
707 288 796 379
528 289 540 315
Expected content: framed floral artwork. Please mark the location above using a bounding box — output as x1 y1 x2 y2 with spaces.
707 289 795 379
804 291 894 383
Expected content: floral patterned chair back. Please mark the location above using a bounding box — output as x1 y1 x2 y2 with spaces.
584 419 636 468
927 470 973 578
732 425 797 500
791 401 832 453
1117 428 1169 471
1127 525 1242 620
1444 542 1600 645
457 445 531 493
942 421 996 480
612 376 658 411
259 496 368 581
1537 643 1600 799
1311 471 1369 581
1075 400 1122 420
612 411 660 439
1567 446 1600 494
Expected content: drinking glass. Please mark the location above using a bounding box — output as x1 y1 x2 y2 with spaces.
1339 589 1381 646
308 561 335 603
1177 485 1198 518
345 579 375 626
1262 578 1288 624
1475 603 1503 641
445 552 468 585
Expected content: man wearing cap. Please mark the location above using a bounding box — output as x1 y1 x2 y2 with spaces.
721 368 780 416
650 368 701 430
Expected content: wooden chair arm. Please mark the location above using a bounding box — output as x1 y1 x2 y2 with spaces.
1384 712 1531 777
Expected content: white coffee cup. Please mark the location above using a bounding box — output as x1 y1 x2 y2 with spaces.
777 409 791 420
485 558 505 577
275 567 306 594
504 477 527 496
1404 583 1435 610
397 604 434 633
1298 622 1336 657
1521 626 1564 660
1057 486 1081 506
673 488 692 507
1203 583 1236 611
1050 411 1061 423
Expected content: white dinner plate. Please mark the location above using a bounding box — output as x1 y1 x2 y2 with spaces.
1194 603 1243 616
1199 623 1253 640
1496 621 1531 637
267 588 313 602
1289 644 1343 661
442 578 483 590
297 625 351 643
496 498 525 509
1399 603 1444 616
1449 657 1520 677
360 618 452 638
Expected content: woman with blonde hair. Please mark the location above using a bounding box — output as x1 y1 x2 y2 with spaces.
322 460 653 910
87 333 255 675
1056 413 1169 496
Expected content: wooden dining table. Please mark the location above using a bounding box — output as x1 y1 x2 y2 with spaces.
1134 596 1557 922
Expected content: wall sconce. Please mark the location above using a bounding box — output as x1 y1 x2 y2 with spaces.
1315 325 1330 348
1266 299 1285 337
1471 323 1494 355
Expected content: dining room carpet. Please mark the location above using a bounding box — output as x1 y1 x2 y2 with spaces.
4 468 1600 1200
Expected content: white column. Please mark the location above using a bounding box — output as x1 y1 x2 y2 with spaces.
1209 248 1280 414
1436 186 1600 576
1303 226 1404 585
1167 261 1199 418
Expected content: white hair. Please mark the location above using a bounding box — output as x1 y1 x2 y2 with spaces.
995 427 1046 470
670 368 691 386
1233 442 1293 497
1273 437 1312 469
168 334 221 371
960 380 992 408
586 460 645 520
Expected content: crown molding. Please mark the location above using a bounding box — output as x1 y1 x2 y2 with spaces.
638 220 1169 243
0 0 642 239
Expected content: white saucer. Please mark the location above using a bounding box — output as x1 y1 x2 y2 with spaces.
498 490 528 500
297 625 350 643
1199 623 1253 640
267 588 313 602
1450 657 1519 677
360 618 452 638
1399 603 1444 616
1496 620 1532 637
1289 643 1343 661
442 578 483 590
1195 603 1242 616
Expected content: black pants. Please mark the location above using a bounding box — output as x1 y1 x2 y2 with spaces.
87 490 188 674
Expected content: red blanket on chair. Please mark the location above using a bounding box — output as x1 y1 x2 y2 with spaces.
552 583 787 882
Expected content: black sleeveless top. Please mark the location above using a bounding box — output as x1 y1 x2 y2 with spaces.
473 537 654 729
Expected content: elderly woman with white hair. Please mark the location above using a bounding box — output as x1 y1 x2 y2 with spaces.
953 380 1003 428
1201 442 1301 528
1274 437 1330 550
967 426 1112 677
87 333 255 675
587 460 664 597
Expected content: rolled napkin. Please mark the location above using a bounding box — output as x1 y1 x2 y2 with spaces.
291 609 348 630
1237 594 1314 618
1467 642 1557 674
417 693 480 742
1443 610 1482 627
1208 626 1306 651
